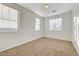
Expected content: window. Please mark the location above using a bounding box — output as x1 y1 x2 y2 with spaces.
35 18 40 31
73 17 79 48
0 4 19 32
49 18 62 31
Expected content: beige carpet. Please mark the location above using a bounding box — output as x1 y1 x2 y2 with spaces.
0 37 78 56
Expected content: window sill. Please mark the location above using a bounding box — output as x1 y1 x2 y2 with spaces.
0 28 20 32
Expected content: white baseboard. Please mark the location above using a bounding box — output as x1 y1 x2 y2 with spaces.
0 36 43 52
72 39 79 55
43 36 72 42
0 36 78 56
45 36 79 55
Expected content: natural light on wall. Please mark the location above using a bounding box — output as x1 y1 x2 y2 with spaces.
35 18 40 31
49 18 62 31
0 4 19 32
73 17 79 48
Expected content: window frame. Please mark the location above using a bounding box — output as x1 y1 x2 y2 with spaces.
35 17 40 32
0 4 20 32
73 16 79 48
48 17 63 32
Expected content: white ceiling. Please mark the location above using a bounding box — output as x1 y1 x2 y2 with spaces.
17 3 79 17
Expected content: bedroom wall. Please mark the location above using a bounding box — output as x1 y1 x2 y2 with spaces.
44 11 72 41
0 3 44 52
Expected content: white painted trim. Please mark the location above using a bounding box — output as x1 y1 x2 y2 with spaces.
44 36 72 41
71 39 79 55
0 36 78 55
0 36 43 52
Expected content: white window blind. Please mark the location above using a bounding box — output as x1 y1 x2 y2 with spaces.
0 4 19 32
35 18 40 31
49 18 62 31
73 17 79 48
